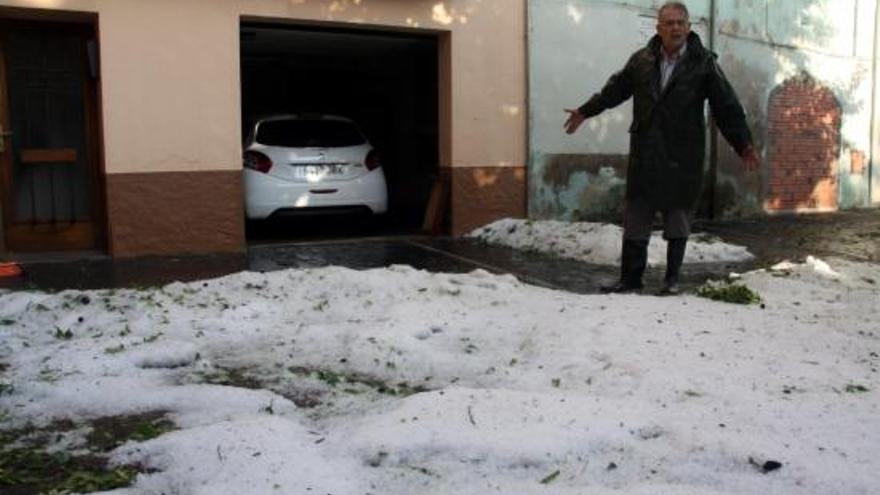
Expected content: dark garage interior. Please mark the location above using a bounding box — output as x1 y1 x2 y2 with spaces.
239 22 440 241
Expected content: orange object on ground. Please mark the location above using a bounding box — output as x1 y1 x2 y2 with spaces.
0 262 23 278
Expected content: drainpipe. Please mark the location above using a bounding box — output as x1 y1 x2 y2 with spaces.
707 0 719 218
871 0 880 205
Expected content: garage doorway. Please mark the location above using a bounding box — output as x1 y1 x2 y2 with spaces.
240 21 441 242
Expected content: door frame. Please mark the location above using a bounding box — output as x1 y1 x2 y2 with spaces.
0 7 106 255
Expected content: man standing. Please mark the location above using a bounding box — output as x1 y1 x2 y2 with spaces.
564 1 759 295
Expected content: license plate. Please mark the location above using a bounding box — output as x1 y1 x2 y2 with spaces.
294 164 345 179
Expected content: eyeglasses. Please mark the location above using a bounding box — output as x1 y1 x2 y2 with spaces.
659 19 689 28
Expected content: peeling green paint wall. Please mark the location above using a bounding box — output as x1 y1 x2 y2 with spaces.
529 151 627 220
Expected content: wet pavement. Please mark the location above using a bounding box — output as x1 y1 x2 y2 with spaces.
696 208 880 264
1 209 878 294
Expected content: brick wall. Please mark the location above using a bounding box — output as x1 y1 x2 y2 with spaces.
766 75 841 211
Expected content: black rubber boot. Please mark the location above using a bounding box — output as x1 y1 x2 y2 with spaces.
601 239 649 293
658 238 687 296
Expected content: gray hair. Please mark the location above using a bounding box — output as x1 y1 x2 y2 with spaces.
658 2 690 21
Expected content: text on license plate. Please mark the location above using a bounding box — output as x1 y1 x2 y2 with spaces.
294 164 346 178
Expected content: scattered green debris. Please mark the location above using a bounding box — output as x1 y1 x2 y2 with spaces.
694 282 761 305
844 384 870 393
288 367 429 397
683 389 703 397
37 368 61 383
54 327 74 340
0 383 13 397
129 420 172 442
104 344 126 355
59 467 140 493
0 319 16 326
87 411 176 452
315 369 342 387
0 413 171 494
198 367 263 390
406 464 439 478
386 382 427 396
0 447 137 493
540 469 560 484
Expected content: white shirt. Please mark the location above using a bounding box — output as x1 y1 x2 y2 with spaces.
660 43 687 91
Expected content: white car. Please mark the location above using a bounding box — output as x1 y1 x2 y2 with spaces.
243 115 388 219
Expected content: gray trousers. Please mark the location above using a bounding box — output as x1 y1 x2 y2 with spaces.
622 197 693 241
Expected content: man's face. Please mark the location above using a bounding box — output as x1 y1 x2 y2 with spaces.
657 7 690 53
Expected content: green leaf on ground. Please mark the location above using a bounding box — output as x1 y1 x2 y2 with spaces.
694 283 761 305
540 469 560 484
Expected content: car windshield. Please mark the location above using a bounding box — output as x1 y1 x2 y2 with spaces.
255 119 366 147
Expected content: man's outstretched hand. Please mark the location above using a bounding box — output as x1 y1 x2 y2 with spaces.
564 109 586 134
740 145 760 172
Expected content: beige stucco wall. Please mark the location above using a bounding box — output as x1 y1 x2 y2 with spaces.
0 0 526 173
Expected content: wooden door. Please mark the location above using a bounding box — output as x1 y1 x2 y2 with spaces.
0 20 103 252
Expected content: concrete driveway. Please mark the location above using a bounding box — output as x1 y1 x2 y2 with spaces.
1 209 877 293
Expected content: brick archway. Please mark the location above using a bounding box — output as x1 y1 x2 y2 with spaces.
766 74 841 211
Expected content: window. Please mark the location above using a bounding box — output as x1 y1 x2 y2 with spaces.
256 119 366 147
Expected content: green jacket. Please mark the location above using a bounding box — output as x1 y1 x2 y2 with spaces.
578 32 752 210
